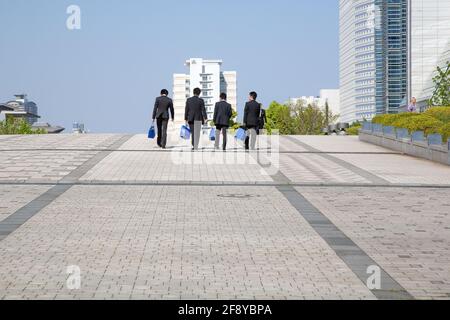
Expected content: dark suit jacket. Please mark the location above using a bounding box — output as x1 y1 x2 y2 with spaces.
185 96 207 124
243 100 261 127
153 96 174 120
213 101 232 127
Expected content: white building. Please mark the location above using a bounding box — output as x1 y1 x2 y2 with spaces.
320 89 341 120
289 89 341 122
339 0 378 124
407 0 450 109
172 58 237 126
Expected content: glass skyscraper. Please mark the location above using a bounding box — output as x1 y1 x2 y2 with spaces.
376 0 408 115
340 0 408 123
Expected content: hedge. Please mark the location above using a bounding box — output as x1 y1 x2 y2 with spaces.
372 113 420 126
391 115 443 135
424 107 450 123
346 126 360 136
368 107 450 141
437 123 450 143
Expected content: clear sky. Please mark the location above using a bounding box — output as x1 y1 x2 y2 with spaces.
0 0 339 133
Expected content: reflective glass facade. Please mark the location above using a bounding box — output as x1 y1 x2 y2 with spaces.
340 0 408 123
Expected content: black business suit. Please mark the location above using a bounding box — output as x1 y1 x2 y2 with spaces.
152 95 174 148
185 95 207 149
243 100 261 150
213 100 232 150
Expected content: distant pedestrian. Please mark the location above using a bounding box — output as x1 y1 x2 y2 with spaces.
213 93 233 151
243 91 261 150
152 89 174 149
407 97 417 113
185 88 208 151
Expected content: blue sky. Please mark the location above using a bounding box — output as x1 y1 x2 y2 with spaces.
0 0 339 133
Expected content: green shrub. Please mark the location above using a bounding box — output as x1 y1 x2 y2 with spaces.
437 123 450 142
0 118 46 135
372 113 420 126
391 115 443 135
371 114 391 125
424 107 450 123
370 109 450 140
346 126 360 136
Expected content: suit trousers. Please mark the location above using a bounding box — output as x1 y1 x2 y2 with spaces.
245 126 257 150
189 121 202 150
214 126 228 150
156 118 168 148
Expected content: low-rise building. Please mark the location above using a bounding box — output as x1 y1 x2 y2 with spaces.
1 94 40 124
1 95 64 133
289 89 341 122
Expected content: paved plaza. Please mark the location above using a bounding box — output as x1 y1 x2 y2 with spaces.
0 133 449 300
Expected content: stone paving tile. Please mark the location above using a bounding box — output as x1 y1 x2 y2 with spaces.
298 187 450 300
278 136 310 153
285 136 394 153
0 185 52 222
1 134 450 300
0 186 374 300
119 133 248 151
0 136 17 141
0 134 122 151
333 154 450 185
0 135 132 183
0 151 97 183
279 153 370 184
80 151 273 183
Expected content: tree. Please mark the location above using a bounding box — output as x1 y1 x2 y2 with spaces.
430 61 450 107
0 117 46 135
229 109 240 130
265 101 294 134
291 103 325 135
265 100 338 135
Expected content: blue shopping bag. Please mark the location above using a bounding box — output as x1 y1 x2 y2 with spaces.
235 128 247 141
148 123 156 139
209 128 216 141
180 125 191 140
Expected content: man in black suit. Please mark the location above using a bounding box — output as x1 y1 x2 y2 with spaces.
213 93 233 151
243 91 261 150
152 89 174 149
185 87 207 150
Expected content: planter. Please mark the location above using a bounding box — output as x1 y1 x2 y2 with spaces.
359 124 450 166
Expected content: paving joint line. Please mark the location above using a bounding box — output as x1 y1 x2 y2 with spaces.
283 136 391 184
0 148 402 155
277 185 414 300
285 153 337 182
0 134 133 242
0 181 450 188
256 153 413 300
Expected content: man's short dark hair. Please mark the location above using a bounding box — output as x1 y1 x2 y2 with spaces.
193 88 201 96
250 91 257 100
161 89 169 95
220 93 227 100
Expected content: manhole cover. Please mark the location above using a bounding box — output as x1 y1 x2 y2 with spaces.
217 194 259 199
